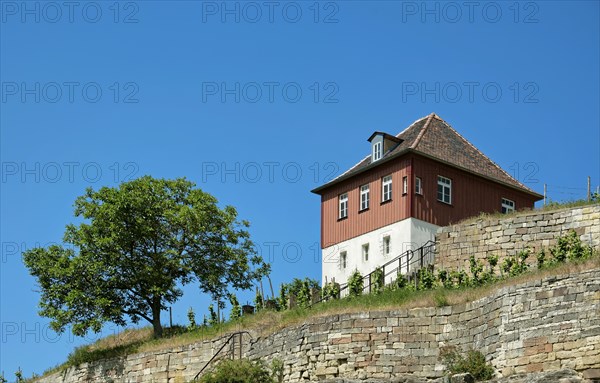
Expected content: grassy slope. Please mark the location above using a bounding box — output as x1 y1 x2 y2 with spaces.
37 254 600 380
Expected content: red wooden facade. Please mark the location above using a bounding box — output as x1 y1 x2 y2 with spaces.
320 153 539 248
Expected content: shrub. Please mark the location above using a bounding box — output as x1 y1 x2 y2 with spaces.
469 255 485 286
229 294 241 321
502 248 530 277
417 266 435 290
15 369 23 383
208 304 219 326
449 269 468 288
550 229 589 262
394 271 409 289
254 290 263 312
371 267 385 294
199 359 274 383
277 284 288 310
321 281 340 301
347 270 364 297
285 278 320 308
271 358 284 383
187 307 197 330
437 269 453 289
536 248 546 269
439 346 494 381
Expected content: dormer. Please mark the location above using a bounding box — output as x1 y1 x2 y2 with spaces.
368 132 403 162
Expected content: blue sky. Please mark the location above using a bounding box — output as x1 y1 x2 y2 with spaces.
1 0 599 379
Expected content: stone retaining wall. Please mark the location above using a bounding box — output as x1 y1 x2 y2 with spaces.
36 268 600 383
434 205 600 272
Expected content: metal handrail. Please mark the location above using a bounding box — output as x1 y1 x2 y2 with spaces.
312 240 437 305
192 330 253 381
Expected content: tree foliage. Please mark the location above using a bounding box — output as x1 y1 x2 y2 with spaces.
22 176 269 338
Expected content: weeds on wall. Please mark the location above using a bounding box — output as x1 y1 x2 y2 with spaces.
439 346 494 381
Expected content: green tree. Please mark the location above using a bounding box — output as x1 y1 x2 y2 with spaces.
22 176 269 338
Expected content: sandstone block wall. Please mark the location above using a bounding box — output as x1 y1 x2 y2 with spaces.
434 205 600 272
36 268 600 383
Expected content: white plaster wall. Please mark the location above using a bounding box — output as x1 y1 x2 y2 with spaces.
321 218 438 287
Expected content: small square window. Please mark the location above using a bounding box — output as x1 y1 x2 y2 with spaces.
362 243 369 262
382 175 392 202
501 198 515 214
360 184 370 211
437 176 452 204
415 177 422 195
340 251 347 269
372 142 382 162
383 236 391 256
339 193 348 219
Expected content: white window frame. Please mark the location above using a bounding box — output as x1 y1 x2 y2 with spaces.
382 175 392 202
415 176 422 195
501 198 515 214
339 193 348 219
437 176 452 204
372 142 382 162
362 243 369 262
339 251 347 269
402 176 408 195
360 184 370 211
383 236 391 256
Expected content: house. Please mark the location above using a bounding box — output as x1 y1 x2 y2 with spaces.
311 113 543 286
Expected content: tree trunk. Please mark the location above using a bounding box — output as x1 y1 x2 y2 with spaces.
151 299 163 338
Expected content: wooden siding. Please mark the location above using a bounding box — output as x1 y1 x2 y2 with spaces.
411 154 539 226
319 153 540 248
320 157 411 248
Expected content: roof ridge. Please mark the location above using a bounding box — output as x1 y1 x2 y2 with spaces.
411 112 436 149
395 114 430 138
435 117 535 193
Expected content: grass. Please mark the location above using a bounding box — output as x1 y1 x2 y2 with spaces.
455 199 599 225
30 254 600 382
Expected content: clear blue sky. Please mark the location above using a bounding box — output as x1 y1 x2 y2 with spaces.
1 1 599 379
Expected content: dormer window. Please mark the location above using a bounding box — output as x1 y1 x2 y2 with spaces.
368 131 403 163
372 142 382 162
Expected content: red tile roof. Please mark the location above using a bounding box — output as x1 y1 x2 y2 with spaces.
312 113 543 198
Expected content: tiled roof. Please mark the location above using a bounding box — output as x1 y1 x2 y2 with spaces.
312 113 542 198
